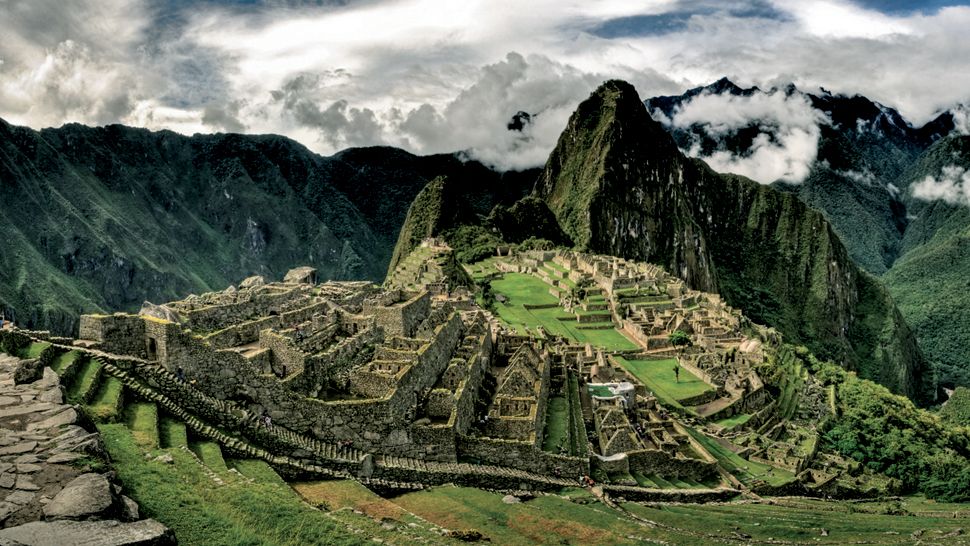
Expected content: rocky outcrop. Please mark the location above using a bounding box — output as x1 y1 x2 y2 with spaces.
535 80 932 403
0 352 171 543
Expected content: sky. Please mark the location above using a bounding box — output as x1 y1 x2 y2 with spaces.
1 0 969 173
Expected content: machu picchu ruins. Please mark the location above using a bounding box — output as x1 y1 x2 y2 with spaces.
0 239 899 538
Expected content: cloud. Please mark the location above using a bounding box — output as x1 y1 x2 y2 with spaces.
662 89 828 183
912 165 970 206
953 105 970 135
0 0 969 172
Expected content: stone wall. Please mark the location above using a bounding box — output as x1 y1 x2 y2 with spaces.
259 329 308 377
203 315 279 349
78 314 147 359
626 449 718 481
458 436 589 476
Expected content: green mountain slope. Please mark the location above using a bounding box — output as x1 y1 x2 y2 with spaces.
0 119 533 335
536 80 932 403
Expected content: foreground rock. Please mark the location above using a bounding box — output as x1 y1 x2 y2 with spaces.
0 519 175 546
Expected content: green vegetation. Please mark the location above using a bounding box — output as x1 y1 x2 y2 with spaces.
939 387 970 427
714 413 752 429
126 402 160 450
21 341 50 359
687 428 795 487
785 349 970 501
98 424 360 546
65 358 102 404
50 350 80 374
489 273 638 350
87 376 124 422
614 357 713 407
541 397 569 453
396 485 646 545
622 496 970 545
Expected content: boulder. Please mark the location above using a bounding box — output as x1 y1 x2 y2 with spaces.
283 266 317 285
13 360 42 386
239 275 266 289
43 473 114 520
0 519 175 546
137 303 181 324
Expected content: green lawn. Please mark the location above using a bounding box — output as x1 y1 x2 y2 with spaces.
714 413 752 429
622 497 970 545
50 350 80 374
395 485 647 545
490 273 638 351
541 397 569 453
614 357 713 407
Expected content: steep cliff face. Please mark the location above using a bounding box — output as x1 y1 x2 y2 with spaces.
535 81 717 292
537 81 932 402
0 120 531 335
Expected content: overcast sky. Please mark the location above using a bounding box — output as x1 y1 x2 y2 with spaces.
1 0 969 172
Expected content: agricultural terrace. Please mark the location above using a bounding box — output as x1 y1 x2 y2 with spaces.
489 273 639 351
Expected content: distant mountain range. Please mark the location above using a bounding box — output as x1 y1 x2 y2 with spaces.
2 76 964 402
646 79 970 388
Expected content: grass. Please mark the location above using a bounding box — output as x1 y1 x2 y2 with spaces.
622 497 970 545
714 413 752 429
159 416 189 449
50 350 80 374
87 376 124 422
541 397 569 453
229 459 286 486
490 273 638 351
97 423 361 546
21 341 50 359
66 358 102 403
614 357 713 407
687 428 795 487
191 441 229 473
395 485 648 545
126 402 160 450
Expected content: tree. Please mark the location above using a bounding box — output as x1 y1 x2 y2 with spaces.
668 330 692 351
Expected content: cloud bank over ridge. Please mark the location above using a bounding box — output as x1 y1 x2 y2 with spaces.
1 0 970 170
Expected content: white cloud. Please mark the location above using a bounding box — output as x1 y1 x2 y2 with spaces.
953 105 970 135
0 0 969 171
665 90 828 183
912 165 970 207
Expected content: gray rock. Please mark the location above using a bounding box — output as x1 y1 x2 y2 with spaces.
26 409 77 432
13 360 43 386
150 454 173 465
44 453 83 465
0 443 37 457
13 477 39 492
43 474 113 520
239 275 266 289
119 497 139 522
0 474 15 489
137 302 181 325
0 501 20 522
501 495 520 504
5 491 35 505
0 519 175 546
